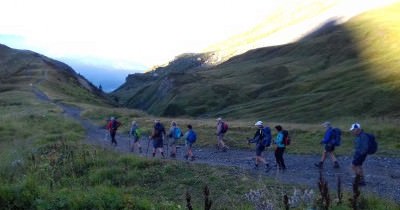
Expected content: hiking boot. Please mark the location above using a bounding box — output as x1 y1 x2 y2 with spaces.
184 154 189 160
314 162 323 169
222 146 228 152
190 156 195 161
333 161 340 169
265 164 271 172
170 153 176 158
253 164 259 170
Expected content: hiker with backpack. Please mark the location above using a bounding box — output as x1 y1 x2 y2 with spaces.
150 119 166 158
129 121 142 153
216 117 229 152
248 121 272 172
168 121 183 158
274 125 287 170
314 122 340 169
350 122 377 186
106 117 121 146
184 124 197 161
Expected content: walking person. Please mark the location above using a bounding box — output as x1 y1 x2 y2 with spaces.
184 124 197 161
150 119 166 158
216 117 229 152
350 123 372 186
314 121 340 169
274 125 287 170
168 121 182 158
106 117 121 146
129 121 142 153
248 121 272 172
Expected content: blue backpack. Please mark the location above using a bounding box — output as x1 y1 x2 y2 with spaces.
261 127 271 147
187 130 197 143
366 133 377 155
174 127 182 139
332 128 341 146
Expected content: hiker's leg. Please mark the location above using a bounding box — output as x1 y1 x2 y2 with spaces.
274 148 281 167
320 150 327 162
277 147 285 169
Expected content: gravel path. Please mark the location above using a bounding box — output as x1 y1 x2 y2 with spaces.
33 86 400 203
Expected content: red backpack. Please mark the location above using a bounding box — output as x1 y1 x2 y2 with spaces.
221 122 229 133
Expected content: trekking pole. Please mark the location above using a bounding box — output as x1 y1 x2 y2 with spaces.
146 136 151 158
166 136 169 157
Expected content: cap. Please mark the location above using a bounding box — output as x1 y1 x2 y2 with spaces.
255 121 263 126
216 117 222 121
322 121 331 127
110 117 115 120
131 121 137 125
349 123 361 131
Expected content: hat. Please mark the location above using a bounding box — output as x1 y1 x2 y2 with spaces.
254 121 263 126
110 117 115 120
322 121 331 127
216 117 222 121
131 121 137 125
349 123 361 131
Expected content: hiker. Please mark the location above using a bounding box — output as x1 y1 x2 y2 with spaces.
129 121 142 153
248 121 272 172
274 125 287 170
106 117 121 146
315 122 340 169
168 121 182 158
216 117 229 152
151 119 166 158
350 123 370 186
184 124 197 161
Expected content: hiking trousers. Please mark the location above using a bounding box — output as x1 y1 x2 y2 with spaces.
274 147 286 169
110 130 117 145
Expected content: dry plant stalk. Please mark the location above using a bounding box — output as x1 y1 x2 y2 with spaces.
204 185 212 210
186 191 193 210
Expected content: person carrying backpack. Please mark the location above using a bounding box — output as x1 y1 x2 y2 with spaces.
350 122 375 186
248 121 272 172
151 119 166 158
184 124 196 161
274 125 287 170
106 117 121 146
216 117 229 152
168 121 182 158
314 121 340 169
129 121 142 153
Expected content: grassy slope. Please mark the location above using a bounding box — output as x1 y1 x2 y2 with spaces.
112 3 400 123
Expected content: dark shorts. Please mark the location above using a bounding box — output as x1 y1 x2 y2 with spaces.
186 141 193 149
352 154 367 166
324 144 335 152
153 139 163 148
256 145 266 156
132 136 139 143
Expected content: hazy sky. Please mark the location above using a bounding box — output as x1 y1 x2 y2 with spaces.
0 0 282 70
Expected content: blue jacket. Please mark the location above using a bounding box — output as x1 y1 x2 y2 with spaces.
322 127 334 144
275 131 285 148
354 131 369 159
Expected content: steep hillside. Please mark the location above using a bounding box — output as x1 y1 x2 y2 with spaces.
0 44 111 105
111 3 400 122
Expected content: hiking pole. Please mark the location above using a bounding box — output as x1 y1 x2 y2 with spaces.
146 136 151 158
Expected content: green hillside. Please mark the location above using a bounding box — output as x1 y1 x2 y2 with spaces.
112 3 400 122
0 44 111 106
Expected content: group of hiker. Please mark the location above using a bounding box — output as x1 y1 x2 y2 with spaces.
106 117 377 186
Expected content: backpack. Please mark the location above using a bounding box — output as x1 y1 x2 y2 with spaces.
366 133 377 155
332 128 341 146
133 128 141 138
221 122 229 133
174 127 182 139
154 123 164 137
111 120 119 130
261 127 271 147
282 130 291 146
187 130 197 143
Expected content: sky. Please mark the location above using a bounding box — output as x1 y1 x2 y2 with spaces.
0 0 283 71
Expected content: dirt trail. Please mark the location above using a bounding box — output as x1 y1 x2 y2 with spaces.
32 86 400 203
